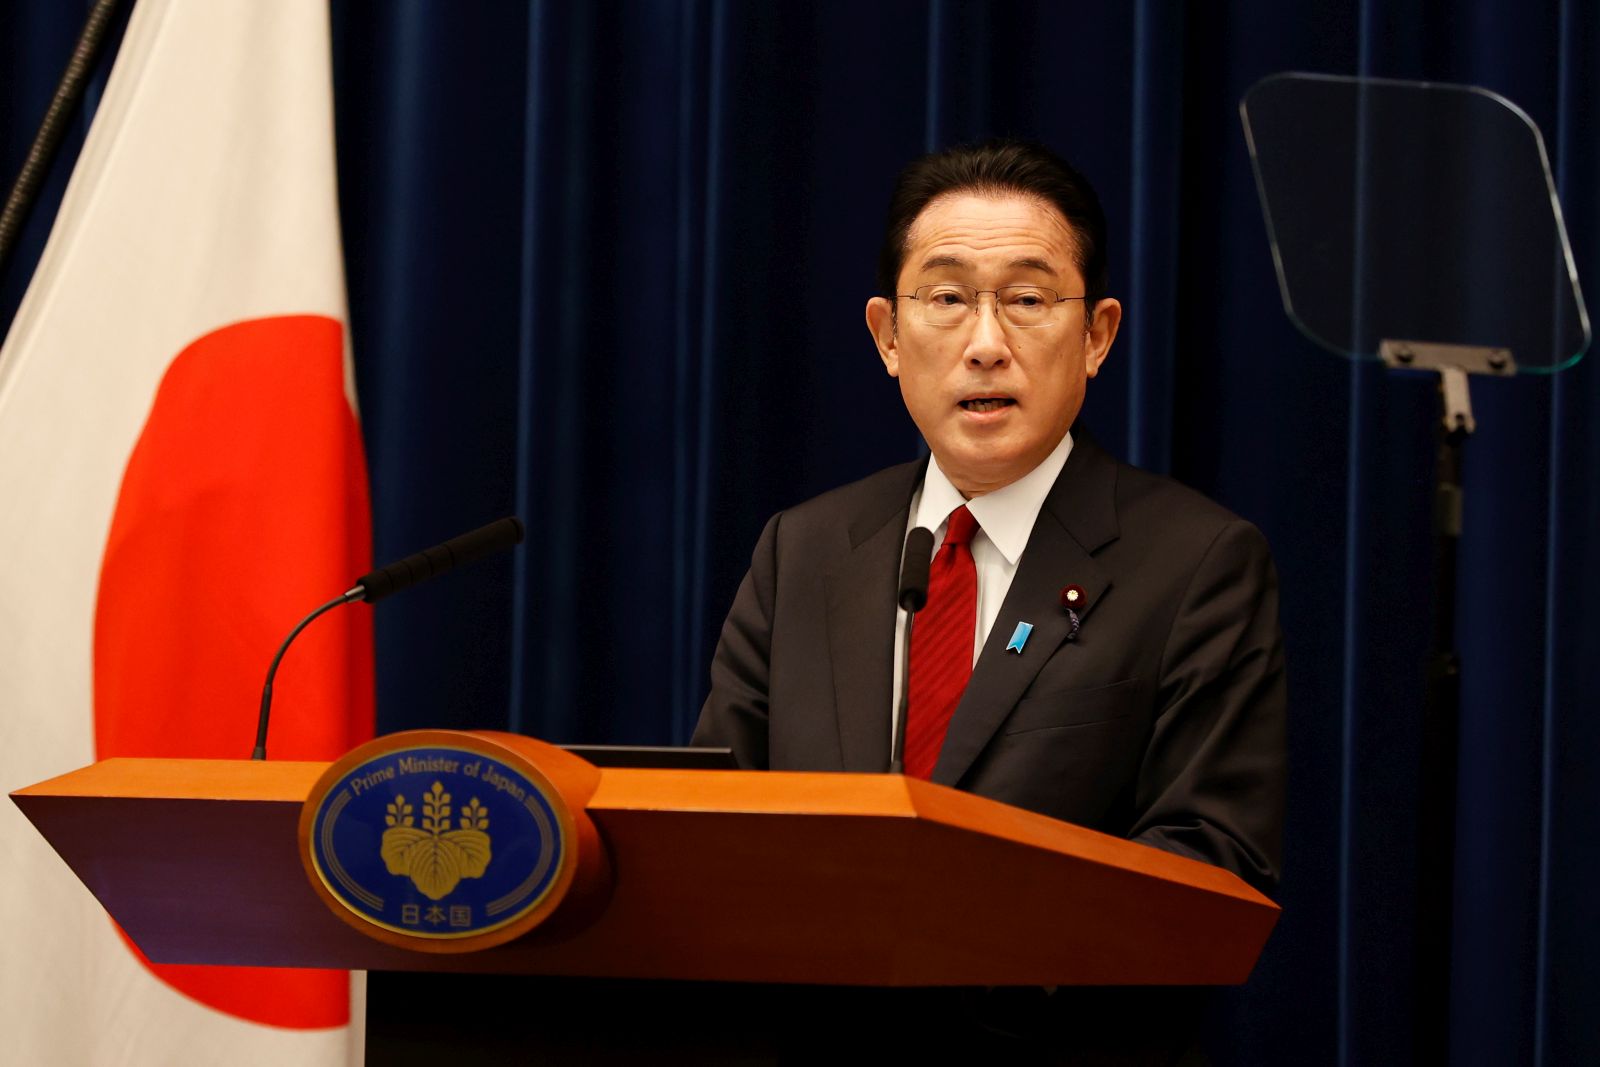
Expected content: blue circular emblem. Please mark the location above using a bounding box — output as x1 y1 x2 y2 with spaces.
307 745 565 939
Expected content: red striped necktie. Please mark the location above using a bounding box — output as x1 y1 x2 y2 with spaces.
904 505 979 780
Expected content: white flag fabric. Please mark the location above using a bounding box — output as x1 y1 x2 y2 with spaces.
0 0 372 1062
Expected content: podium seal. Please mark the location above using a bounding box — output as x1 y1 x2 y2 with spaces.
300 730 601 951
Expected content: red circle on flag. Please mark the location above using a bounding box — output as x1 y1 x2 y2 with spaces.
94 315 374 1029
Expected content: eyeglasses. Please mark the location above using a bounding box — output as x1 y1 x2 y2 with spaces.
896 284 1086 328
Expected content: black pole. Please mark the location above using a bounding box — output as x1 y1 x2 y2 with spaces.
0 0 122 281
1414 414 1467 1062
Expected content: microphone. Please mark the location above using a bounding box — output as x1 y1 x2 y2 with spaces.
889 527 934 774
353 516 525 603
250 516 526 760
898 527 933 612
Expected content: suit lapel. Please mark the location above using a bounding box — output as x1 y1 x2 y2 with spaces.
931 433 1121 787
823 460 924 773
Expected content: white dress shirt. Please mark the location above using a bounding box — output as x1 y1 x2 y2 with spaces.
889 430 1075 752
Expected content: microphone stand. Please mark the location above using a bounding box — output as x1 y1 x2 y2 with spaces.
889 608 918 775
890 527 933 774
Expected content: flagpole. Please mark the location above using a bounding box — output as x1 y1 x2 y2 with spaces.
0 0 122 280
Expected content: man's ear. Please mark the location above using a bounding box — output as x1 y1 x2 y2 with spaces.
1084 297 1122 379
865 296 900 377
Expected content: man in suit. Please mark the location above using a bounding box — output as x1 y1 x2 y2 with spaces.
695 139 1283 904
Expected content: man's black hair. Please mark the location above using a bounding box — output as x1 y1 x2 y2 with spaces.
876 139 1109 314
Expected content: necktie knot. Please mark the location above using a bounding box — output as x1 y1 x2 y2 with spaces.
943 505 979 548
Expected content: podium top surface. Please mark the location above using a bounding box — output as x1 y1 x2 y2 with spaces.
18 757 1264 900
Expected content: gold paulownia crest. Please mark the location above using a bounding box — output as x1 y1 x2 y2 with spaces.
381 781 492 900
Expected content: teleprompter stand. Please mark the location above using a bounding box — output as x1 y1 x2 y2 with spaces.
1242 73 1590 1059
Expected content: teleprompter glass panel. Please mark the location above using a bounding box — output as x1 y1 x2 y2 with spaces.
1240 73 1589 372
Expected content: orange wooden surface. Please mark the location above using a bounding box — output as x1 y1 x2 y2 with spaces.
17 756 326 799
12 756 1279 986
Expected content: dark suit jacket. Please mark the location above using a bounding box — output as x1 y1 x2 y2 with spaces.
694 432 1285 892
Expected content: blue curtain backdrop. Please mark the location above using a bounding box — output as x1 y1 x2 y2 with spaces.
4 2 1598 1063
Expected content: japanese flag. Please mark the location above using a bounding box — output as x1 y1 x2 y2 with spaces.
0 0 372 1062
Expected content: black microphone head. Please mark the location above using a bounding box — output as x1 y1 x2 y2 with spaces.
898 527 934 612
354 515 527 603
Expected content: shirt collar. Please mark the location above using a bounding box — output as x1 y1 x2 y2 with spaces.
913 430 1075 565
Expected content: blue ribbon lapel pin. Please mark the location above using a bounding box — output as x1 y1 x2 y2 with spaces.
1005 621 1034 654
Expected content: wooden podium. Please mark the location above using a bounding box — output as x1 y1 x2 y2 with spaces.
13 739 1279 1061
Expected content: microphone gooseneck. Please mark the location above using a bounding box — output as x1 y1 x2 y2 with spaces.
890 527 935 774
251 589 361 760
